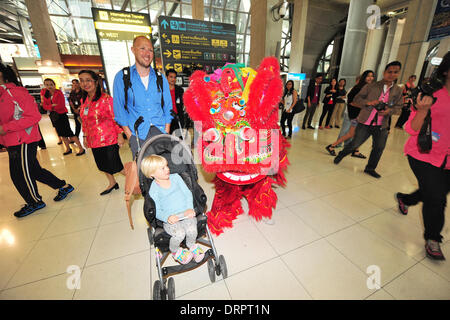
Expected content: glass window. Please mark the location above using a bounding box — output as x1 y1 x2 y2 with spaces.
223 10 235 24
211 0 226 9
237 13 247 33
210 7 223 22
92 0 113 9
46 0 69 15
226 0 240 10
68 0 93 17
236 34 244 53
240 0 250 12
73 18 97 42
181 4 192 19
51 16 76 42
132 0 149 12
244 35 250 53
204 6 211 20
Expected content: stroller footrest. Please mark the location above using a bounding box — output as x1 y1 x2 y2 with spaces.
162 249 214 277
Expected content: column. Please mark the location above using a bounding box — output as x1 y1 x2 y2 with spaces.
338 0 373 88
396 0 437 84
192 0 204 21
360 23 387 74
249 0 267 69
377 18 398 80
388 18 405 62
289 0 308 74
24 0 61 63
265 0 284 58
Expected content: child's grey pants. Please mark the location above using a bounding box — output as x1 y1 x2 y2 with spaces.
163 218 198 253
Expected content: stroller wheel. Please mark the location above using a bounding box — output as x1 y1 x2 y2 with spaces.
167 277 175 300
219 255 228 279
153 280 163 300
207 258 216 283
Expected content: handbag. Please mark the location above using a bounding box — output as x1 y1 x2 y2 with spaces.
292 99 305 114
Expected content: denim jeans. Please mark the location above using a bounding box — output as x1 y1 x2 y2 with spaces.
337 123 389 171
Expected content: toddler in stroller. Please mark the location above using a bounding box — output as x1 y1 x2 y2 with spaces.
141 155 205 264
137 133 227 300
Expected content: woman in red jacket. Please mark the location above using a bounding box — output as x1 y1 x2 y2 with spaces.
42 78 85 156
0 64 75 218
79 70 125 195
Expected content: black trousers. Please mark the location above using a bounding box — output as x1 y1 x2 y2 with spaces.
74 116 82 137
280 110 294 136
7 142 66 205
302 103 318 128
337 123 389 171
319 103 335 127
37 125 46 149
402 156 449 242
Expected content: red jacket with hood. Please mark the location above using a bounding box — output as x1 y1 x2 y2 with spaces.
0 83 42 147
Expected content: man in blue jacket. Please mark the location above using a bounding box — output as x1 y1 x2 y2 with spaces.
113 36 173 158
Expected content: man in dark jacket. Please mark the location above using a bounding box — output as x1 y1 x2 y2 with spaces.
166 69 186 136
302 74 323 129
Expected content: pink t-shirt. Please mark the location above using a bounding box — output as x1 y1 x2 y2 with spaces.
404 87 450 170
364 85 391 126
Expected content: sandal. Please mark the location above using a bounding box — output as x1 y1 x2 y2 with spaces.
351 151 366 159
325 145 336 156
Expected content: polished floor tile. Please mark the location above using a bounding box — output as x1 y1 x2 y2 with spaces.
383 263 450 300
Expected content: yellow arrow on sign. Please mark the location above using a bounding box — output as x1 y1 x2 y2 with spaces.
165 63 173 70
162 33 167 39
165 39 171 44
163 50 172 58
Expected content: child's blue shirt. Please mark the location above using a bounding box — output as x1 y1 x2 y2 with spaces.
149 174 194 223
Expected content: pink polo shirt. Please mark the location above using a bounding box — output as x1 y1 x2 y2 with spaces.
364 84 392 126
404 87 450 170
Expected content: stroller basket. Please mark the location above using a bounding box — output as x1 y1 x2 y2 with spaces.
136 134 228 300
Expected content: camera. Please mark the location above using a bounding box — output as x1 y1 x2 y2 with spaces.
373 101 394 111
410 77 443 109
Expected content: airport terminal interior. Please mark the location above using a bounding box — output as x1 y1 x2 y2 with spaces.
0 0 449 300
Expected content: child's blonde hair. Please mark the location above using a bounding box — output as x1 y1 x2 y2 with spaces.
140 155 168 178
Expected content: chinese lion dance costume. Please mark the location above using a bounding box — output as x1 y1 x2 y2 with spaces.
183 57 290 235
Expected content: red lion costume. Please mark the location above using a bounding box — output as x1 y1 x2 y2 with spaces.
184 57 290 235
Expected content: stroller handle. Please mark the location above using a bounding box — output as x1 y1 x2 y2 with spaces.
134 116 144 133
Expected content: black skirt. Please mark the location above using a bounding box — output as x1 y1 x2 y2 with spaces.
53 113 75 137
92 144 124 175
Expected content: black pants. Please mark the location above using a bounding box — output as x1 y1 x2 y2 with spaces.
74 115 82 137
280 110 294 137
402 156 449 242
319 103 335 127
37 125 46 149
337 123 389 171
395 106 411 128
302 103 318 128
129 125 164 160
7 142 66 205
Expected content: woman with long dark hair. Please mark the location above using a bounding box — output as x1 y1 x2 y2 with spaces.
42 78 85 156
319 78 337 129
280 80 298 139
79 70 125 195
0 63 74 217
395 51 450 260
325 70 375 157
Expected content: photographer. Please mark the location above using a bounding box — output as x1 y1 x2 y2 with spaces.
334 61 404 178
395 75 416 129
395 52 450 260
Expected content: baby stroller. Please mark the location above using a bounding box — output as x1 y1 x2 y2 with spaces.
135 121 228 300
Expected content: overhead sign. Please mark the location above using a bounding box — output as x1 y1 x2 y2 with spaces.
287 73 306 81
92 8 152 95
428 0 450 40
158 16 236 86
430 57 443 66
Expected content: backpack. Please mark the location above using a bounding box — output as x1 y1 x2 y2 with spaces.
122 66 165 113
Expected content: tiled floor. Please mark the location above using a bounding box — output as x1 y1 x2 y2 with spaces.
0 115 449 300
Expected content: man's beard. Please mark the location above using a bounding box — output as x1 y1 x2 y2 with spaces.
137 57 152 68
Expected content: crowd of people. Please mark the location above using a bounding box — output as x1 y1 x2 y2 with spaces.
0 34 448 261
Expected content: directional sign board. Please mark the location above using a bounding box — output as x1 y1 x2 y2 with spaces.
158 16 236 86
92 8 151 95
